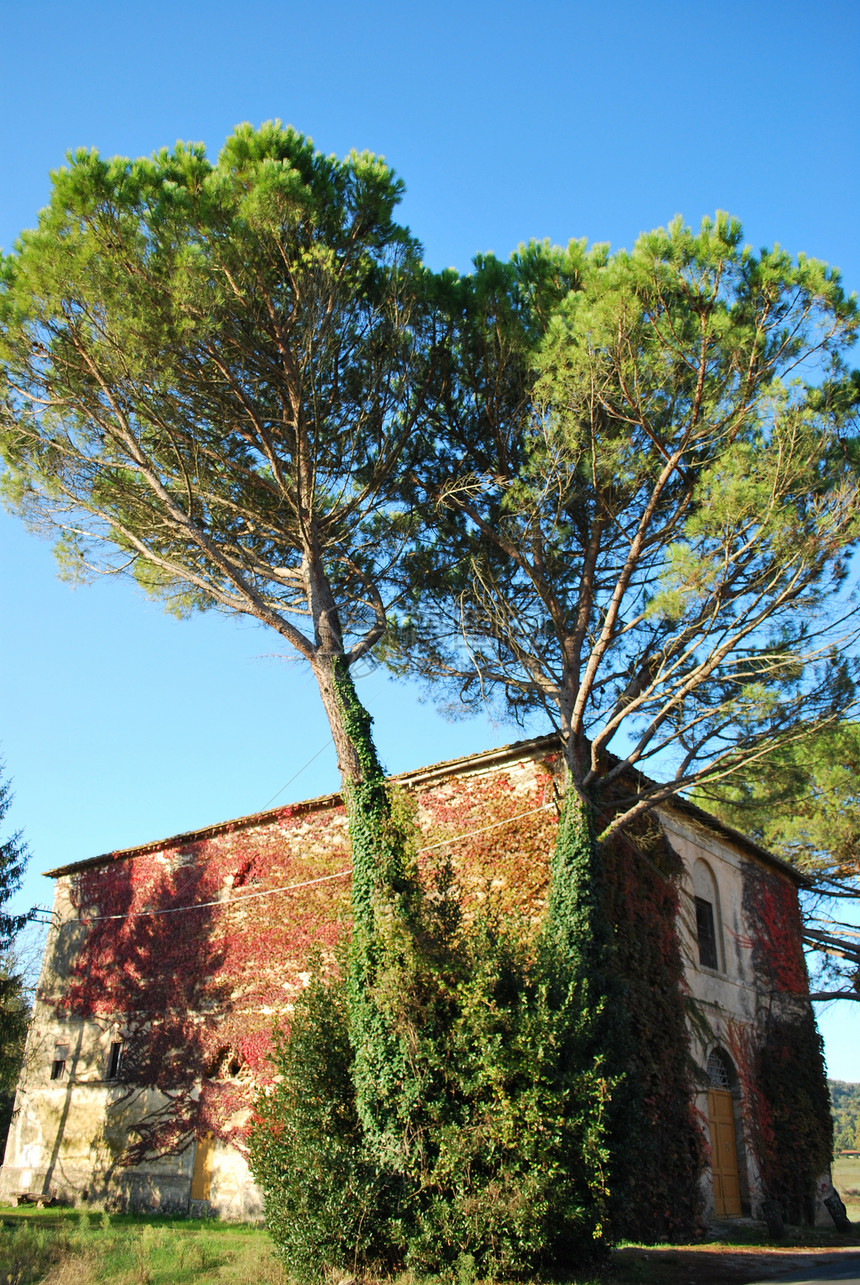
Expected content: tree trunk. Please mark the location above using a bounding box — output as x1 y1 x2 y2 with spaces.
309 651 407 917
546 784 603 969
544 777 632 1229
306 640 411 1170
299 542 415 1162
310 650 375 787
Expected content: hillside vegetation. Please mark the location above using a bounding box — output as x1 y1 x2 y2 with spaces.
830 1081 860 1151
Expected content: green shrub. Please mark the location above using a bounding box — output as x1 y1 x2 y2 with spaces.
251 756 615 1281
402 910 611 1277
249 969 403 1283
251 893 610 1282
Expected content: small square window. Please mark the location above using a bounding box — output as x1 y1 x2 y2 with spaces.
695 896 719 970
50 1044 69 1081
107 1041 123 1080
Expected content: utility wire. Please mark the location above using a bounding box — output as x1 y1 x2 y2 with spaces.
64 800 559 924
260 739 334 810
73 867 355 922
52 782 699 928
31 739 340 929
415 802 556 853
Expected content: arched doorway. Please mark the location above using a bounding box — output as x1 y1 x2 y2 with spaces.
707 1047 742 1217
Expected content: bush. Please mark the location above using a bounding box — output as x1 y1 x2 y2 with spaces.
402 911 611 1277
249 969 403 1283
251 895 610 1282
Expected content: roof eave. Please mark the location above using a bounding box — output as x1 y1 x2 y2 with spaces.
43 731 806 888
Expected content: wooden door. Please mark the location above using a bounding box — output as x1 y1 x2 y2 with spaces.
708 1089 741 1216
191 1133 215 1201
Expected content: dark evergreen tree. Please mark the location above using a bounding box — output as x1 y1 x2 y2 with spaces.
0 764 30 1149
0 766 27 959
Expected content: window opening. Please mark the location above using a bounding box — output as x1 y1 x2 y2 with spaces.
707 1047 733 1090
107 1041 123 1080
50 1044 69 1081
695 896 719 970
207 1045 243 1079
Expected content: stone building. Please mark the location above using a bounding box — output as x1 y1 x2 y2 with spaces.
0 735 834 1227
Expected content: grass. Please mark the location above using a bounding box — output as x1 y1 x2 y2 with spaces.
833 1153 860 1220
1 1206 856 1285
0 1208 287 1285
0 1208 628 1285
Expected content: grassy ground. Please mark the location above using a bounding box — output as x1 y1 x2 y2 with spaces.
833 1153 860 1220
0 1208 287 1285
1 1207 857 1285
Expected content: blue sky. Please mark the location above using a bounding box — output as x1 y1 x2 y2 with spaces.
1 0 858 1076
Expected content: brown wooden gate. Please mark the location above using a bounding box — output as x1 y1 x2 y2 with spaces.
708 1088 742 1216
190 1133 214 1201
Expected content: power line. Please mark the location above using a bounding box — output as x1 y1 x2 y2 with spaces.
415 802 555 853
54 791 688 929
64 799 559 924
260 739 334 810
71 866 355 923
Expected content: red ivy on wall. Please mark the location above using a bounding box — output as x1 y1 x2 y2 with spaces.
39 748 813 1231
742 866 808 995
600 807 705 1240
735 864 831 1220
42 759 560 1161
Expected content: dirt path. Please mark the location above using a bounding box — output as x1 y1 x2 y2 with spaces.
613 1243 860 1284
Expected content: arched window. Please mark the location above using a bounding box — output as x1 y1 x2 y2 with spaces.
692 858 724 971
707 1046 735 1091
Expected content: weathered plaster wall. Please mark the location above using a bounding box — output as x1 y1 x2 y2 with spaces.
662 808 831 1226
663 809 766 1220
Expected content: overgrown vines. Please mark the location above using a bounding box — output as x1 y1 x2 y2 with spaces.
599 811 705 1239
332 659 423 1164
46 738 706 1264
738 866 832 1222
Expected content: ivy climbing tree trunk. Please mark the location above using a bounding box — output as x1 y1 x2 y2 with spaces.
328 657 418 1162
546 786 606 979
541 781 625 1240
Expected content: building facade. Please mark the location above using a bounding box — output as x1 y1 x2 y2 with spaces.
0 736 835 1227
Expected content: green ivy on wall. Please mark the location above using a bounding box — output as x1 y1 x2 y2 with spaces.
599 810 705 1240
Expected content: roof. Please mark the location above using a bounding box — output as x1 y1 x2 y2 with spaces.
43 731 804 886
658 793 806 886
